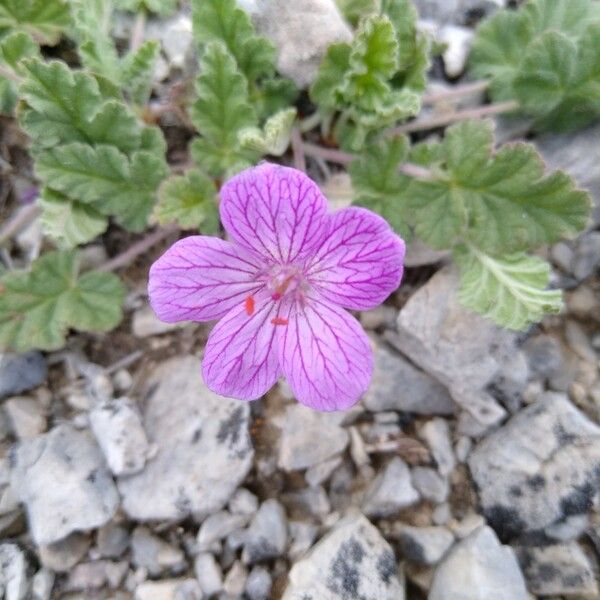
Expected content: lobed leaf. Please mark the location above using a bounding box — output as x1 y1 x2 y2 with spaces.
0 31 38 114
309 42 351 109
121 40 160 105
0 251 125 352
239 107 297 156
154 170 219 233
455 245 563 330
0 0 70 45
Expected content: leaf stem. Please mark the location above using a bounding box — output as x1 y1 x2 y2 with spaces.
390 100 520 135
0 203 42 247
98 225 178 272
421 80 489 105
130 9 147 53
290 128 307 172
298 112 322 133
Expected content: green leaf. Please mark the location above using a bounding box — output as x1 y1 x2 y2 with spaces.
0 251 125 352
190 42 259 178
154 171 219 233
310 42 352 109
192 0 276 81
455 245 563 330
39 188 108 249
0 0 70 45
405 120 591 252
121 40 159 105
239 107 297 156
0 31 38 114
253 77 299 121
335 0 378 26
381 0 418 71
349 137 412 238
35 143 168 231
114 0 178 16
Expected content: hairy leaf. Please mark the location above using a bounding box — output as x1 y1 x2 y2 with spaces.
190 42 259 177
349 137 411 238
121 40 159 105
0 251 125 352
310 42 351 109
253 77 299 120
239 107 297 156
114 0 178 16
335 0 378 25
455 245 563 330
154 170 219 232
39 188 108 248
0 31 38 114
192 0 275 81
0 0 70 44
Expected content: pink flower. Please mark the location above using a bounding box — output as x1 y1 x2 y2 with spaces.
148 163 405 411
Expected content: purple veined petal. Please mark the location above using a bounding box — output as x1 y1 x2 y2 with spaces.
148 236 265 323
220 163 329 264
202 290 282 401
276 294 374 411
305 207 405 311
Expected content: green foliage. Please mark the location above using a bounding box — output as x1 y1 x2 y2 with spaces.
154 171 220 233
239 108 297 157
0 251 125 352
0 0 70 44
190 42 259 178
0 31 39 114
114 0 178 16
469 0 600 130
455 246 563 330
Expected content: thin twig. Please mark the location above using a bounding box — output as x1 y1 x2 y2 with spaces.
391 100 519 135
98 226 178 272
290 128 307 172
0 203 42 247
422 80 489 105
130 9 147 53
0 64 22 84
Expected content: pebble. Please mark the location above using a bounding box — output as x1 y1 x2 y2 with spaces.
305 456 343 487
118 357 253 521
411 467 449 503
132 305 183 338
429 526 528 600
242 499 288 564
0 352 47 399
283 513 405 599
396 525 455 565
131 527 186 577
288 521 318 561
276 404 348 471
197 511 250 551
449 513 486 539
194 552 223 597
522 334 564 380
38 533 90 572
432 503 452 526
31 569 54 600
90 398 150 476
245 566 272 600
565 320 597 362
454 436 472 462
362 457 420 517
112 369 133 392
229 488 259 516
413 0 502 24
0 543 28 600
95 523 130 559
10 425 119 545
419 418 456 477
63 560 128 591
360 305 397 330
134 579 202 600
223 560 248 597
3 397 46 439
439 25 473 77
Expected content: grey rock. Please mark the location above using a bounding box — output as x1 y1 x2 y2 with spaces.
245 566 272 600
404 238 450 268
432 503 452 526
31 569 54 600
156 13 193 70
134 579 202 600
90 397 150 476
411 467 449 503
439 25 473 77
360 305 397 330
429 526 528 600
118 356 253 520
545 513 590 542
243 499 288 564
394 269 516 392
305 456 342 487
450 513 486 539
565 319 597 362
396 525 454 565
363 344 455 415
132 305 182 337
0 543 28 600
288 521 318 560
229 487 259 516
522 334 564 380
197 510 250 551
362 458 420 517
572 231 600 280
276 404 348 471
38 533 90 572
469 394 600 539
551 241 575 272
131 527 186 577
194 552 223 597
284 486 331 518
515 542 599 597
414 0 502 24
419 418 456 477
224 561 248 597
246 0 352 87
95 523 129 559
455 436 472 462
283 513 405 599
0 352 47 399
3 397 46 440
487 350 529 414
10 425 119 545
452 388 507 435
64 560 128 591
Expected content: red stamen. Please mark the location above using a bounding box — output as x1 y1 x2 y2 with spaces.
271 317 289 326
245 296 255 316
271 292 282 301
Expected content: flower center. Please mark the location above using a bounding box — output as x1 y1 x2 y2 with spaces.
266 265 305 301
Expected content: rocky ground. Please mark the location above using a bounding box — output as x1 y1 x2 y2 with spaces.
1 0 600 598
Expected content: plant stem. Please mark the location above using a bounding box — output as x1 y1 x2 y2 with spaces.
391 100 520 135
0 203 42 247
130 9 147 53
421 80 489 105
291 128 307 172
298 112 322 133
98 225 178 272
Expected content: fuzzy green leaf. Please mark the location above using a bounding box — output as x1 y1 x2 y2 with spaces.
349 137 411 238
253 77 299 121
239 108 297 156
0 0 70 44
0 31 38 114
114 0 177 16
35 143 168 231
406 120 591 252
335 0 378 25
455 245 563 330
310 42 351 109
190 42 259 177
39 188 108 249
192 0 275 81
0 251 125 352
154 171 219 232
121 40 159 105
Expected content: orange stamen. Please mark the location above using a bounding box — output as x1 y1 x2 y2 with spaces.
271 317 289 326
245 295 255 316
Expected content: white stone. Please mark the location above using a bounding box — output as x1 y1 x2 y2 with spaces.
134 579 202 600
38 533 90 572
31 569 54 600
245 566 272 600
0 544 28 600
197 511 250 551
229 488 259 516
131 527 186 577
194 552 223 597
439 25 473 77
3 397 46 439
396 525 455 565
243 499 288 564
411 467 449 503
223 561 248 597
419 418 456 477
132 305 182 338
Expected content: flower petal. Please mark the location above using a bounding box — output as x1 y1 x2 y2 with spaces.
148 236 264 323
202 292 281 400
306 207 405 310
277 295 373 411
220 163 329 264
